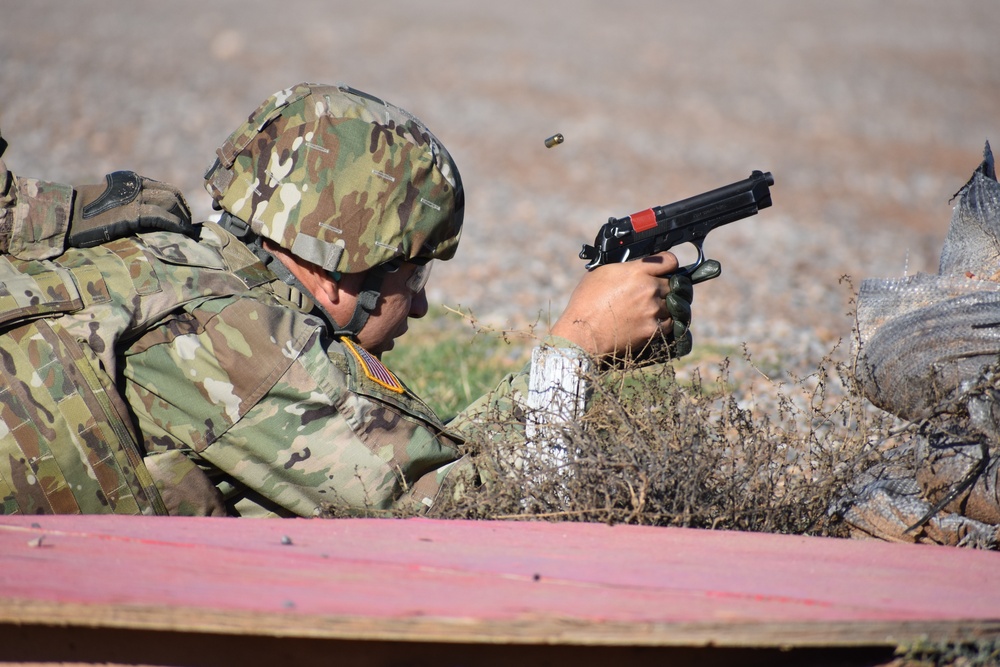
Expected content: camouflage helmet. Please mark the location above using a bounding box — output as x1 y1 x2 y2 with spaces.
204 83 464 274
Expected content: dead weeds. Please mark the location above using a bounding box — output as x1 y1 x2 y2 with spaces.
427 339 896 537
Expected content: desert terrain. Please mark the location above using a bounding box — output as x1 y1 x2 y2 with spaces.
2 0 998 378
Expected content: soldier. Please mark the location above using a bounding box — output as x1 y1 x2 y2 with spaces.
0 83 709 517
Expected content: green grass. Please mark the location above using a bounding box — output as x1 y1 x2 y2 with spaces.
383 309 741 418
383 306 533 420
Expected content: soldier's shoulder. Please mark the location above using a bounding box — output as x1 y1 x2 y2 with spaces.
328 337 443 428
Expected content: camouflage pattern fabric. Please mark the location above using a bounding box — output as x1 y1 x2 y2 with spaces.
204 83 463 274
122 226 473 517
0 150 165 514
0 114 478 516
0 205 481 516
0 115 551 518
0 315 165 515
0 211 134 511
0 156 73 261
0 161 281 515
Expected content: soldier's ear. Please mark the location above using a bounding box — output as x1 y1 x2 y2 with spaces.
291 253 344 304
323 270 365 305
318 270 344 304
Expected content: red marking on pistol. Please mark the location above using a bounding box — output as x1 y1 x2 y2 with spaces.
630 209 657 233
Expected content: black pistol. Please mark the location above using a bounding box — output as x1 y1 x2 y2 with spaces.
580 170 774 271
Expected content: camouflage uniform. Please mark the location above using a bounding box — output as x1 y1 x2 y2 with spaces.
0 84 556 518
0 208 478 516
0 165 171 515
124 221 477 518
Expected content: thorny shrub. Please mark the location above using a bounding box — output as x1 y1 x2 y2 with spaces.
424 338 898 536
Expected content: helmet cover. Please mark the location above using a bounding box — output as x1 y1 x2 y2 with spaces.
205 83 464 274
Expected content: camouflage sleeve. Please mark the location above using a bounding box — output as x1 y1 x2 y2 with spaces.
124 293 472 518
0 157 73 260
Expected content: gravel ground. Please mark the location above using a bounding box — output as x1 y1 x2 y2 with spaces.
2 1 998 380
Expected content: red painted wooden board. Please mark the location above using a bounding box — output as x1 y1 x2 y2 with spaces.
1 515 998 648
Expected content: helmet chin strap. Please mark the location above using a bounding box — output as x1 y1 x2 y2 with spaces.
327 268 386 339
218 212 385 340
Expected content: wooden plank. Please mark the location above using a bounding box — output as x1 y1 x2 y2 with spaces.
0 515 997 661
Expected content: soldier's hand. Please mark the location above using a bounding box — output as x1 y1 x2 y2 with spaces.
553 251 680 358
68 171 198 247
552 253 722 362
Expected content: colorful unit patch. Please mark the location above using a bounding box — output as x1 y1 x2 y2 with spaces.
342 339 405 394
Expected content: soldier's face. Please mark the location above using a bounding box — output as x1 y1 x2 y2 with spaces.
355 261 430 357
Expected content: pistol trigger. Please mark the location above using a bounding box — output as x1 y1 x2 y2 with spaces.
678 243 706 277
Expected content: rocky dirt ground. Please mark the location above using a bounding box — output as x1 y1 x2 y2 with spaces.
2 1 998 386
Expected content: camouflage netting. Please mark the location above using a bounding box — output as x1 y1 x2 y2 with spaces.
849 143 1000 547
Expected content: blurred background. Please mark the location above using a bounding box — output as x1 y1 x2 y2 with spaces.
2 0 998 375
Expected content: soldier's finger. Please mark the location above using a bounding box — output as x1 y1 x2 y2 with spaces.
637 251 680 275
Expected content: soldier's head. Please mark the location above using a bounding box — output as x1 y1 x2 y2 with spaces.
205 83 463 354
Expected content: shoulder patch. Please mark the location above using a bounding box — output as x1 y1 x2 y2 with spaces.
342 338 404 394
